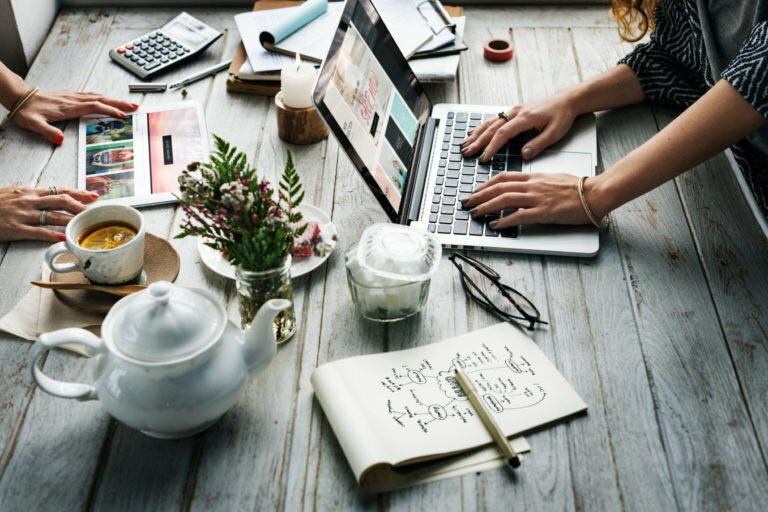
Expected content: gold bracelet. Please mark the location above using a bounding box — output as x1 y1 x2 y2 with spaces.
8 86 39 119
577 176 608 229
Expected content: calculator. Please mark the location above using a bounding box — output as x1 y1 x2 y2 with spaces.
109 12 222 80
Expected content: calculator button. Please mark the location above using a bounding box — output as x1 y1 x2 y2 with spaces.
175 51 185 57
126 44 134 50
141 36 149 42
160 56 169 63
182 47 190 53
149 32 158 39
160 48 170 55
117 48 126 54
136 59 146 66
144 61 161 71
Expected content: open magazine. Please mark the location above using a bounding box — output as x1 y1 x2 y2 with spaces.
78 101 209 207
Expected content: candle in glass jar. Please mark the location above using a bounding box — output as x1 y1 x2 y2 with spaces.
280 53 317 109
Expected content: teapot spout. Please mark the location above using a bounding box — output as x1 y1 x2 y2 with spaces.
243 299 292 374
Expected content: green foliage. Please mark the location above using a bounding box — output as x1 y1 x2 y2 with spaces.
176 135 305 272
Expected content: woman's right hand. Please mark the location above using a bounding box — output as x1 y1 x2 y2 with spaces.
460 91 579 163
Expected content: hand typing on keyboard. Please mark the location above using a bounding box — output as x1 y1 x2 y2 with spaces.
460 92 577 163
460 172 601 230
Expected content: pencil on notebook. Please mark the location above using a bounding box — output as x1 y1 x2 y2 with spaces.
454 368 522 469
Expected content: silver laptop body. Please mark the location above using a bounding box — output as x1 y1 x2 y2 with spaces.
314 0 599 257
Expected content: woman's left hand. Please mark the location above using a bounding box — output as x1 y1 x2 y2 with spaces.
12 90 137 145
462 172 603 228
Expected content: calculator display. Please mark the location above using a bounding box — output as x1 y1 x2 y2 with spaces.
164 19 207 49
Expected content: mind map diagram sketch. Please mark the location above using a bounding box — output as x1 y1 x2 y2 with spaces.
380 342 546 433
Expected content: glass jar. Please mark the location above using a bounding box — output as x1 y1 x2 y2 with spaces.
235 256 296 343
345 224 441 322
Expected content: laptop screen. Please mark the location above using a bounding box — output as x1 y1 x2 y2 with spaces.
314 0 432 222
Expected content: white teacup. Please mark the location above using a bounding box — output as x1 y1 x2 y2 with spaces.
45 205 146 285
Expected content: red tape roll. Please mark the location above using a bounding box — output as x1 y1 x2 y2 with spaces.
483 38 514 62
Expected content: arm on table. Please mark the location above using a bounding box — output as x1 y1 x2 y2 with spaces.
465 79 767 227
0 60 137 144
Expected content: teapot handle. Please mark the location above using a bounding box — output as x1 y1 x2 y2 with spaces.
29 328 104 401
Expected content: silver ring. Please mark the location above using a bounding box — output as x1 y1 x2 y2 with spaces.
498 111 511 122
47 186 58 196
39 209 48 226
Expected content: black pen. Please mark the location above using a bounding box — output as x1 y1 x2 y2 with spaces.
169 60 232 90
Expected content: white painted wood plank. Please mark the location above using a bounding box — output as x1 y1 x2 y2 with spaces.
589 64 768 512
467 6 617 29
455 22 577 512
570 27 679 511
486 26 623 511
0 8 118 488
86 12 237 510
661 107 768 468
185 15 343 511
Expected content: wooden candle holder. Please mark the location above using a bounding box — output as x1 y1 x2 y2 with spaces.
275 92 330 145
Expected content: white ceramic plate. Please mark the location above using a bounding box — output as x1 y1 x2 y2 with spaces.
196 203 337 280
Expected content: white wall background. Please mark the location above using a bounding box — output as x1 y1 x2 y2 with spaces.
11 0 60 64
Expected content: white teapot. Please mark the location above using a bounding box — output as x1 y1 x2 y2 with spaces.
29 281 290 438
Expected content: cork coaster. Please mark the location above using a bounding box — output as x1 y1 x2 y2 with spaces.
50 233 180 314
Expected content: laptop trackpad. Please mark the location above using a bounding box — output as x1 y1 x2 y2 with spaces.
528 151 592 177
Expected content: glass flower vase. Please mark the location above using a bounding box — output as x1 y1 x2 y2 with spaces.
235 256 296 344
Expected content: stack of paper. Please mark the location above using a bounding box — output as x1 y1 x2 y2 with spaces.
227 0 467 95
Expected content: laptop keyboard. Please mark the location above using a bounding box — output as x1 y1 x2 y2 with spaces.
427 111 532 239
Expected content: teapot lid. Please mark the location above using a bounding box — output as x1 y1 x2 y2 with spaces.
107 281 224 362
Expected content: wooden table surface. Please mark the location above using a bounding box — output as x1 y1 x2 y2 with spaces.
1 5 767 511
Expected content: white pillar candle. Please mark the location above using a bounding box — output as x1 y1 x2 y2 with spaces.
280 53 317 109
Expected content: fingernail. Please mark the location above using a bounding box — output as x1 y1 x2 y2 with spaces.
57 233 66 241
89 192 100 199
470 207 480 217
461 146 470 154
119 111 127 118
460 197 469 206
479 152 487 161
54 134 64 145
489 220 499 228
522 146 534 159
131 103 139 109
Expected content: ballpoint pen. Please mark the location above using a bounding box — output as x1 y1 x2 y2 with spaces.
454 368 522 469
169 59 233 90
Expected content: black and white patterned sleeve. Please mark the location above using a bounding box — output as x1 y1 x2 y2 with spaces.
618 5 704 109
721 21 768 119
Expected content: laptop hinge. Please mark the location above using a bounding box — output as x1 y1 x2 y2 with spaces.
402 116 438 224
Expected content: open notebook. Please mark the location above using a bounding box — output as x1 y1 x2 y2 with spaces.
311 323 588 491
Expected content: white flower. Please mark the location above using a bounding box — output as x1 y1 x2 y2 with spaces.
220 181 254 210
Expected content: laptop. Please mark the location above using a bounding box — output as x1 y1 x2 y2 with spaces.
313 0 599 257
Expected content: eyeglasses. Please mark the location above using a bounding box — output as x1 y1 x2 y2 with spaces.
448 253 547 331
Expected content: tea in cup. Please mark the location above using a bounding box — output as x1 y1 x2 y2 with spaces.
45 205 145 284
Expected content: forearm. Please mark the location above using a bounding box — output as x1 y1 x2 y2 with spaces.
589 79 767 216
0 61 29 111
562 64 647 116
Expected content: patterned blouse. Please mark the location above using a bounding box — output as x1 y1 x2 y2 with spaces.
619 0 768 216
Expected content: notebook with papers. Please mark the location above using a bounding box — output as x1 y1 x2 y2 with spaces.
313 0 600 257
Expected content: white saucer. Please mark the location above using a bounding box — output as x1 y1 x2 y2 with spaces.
196 203 337 280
